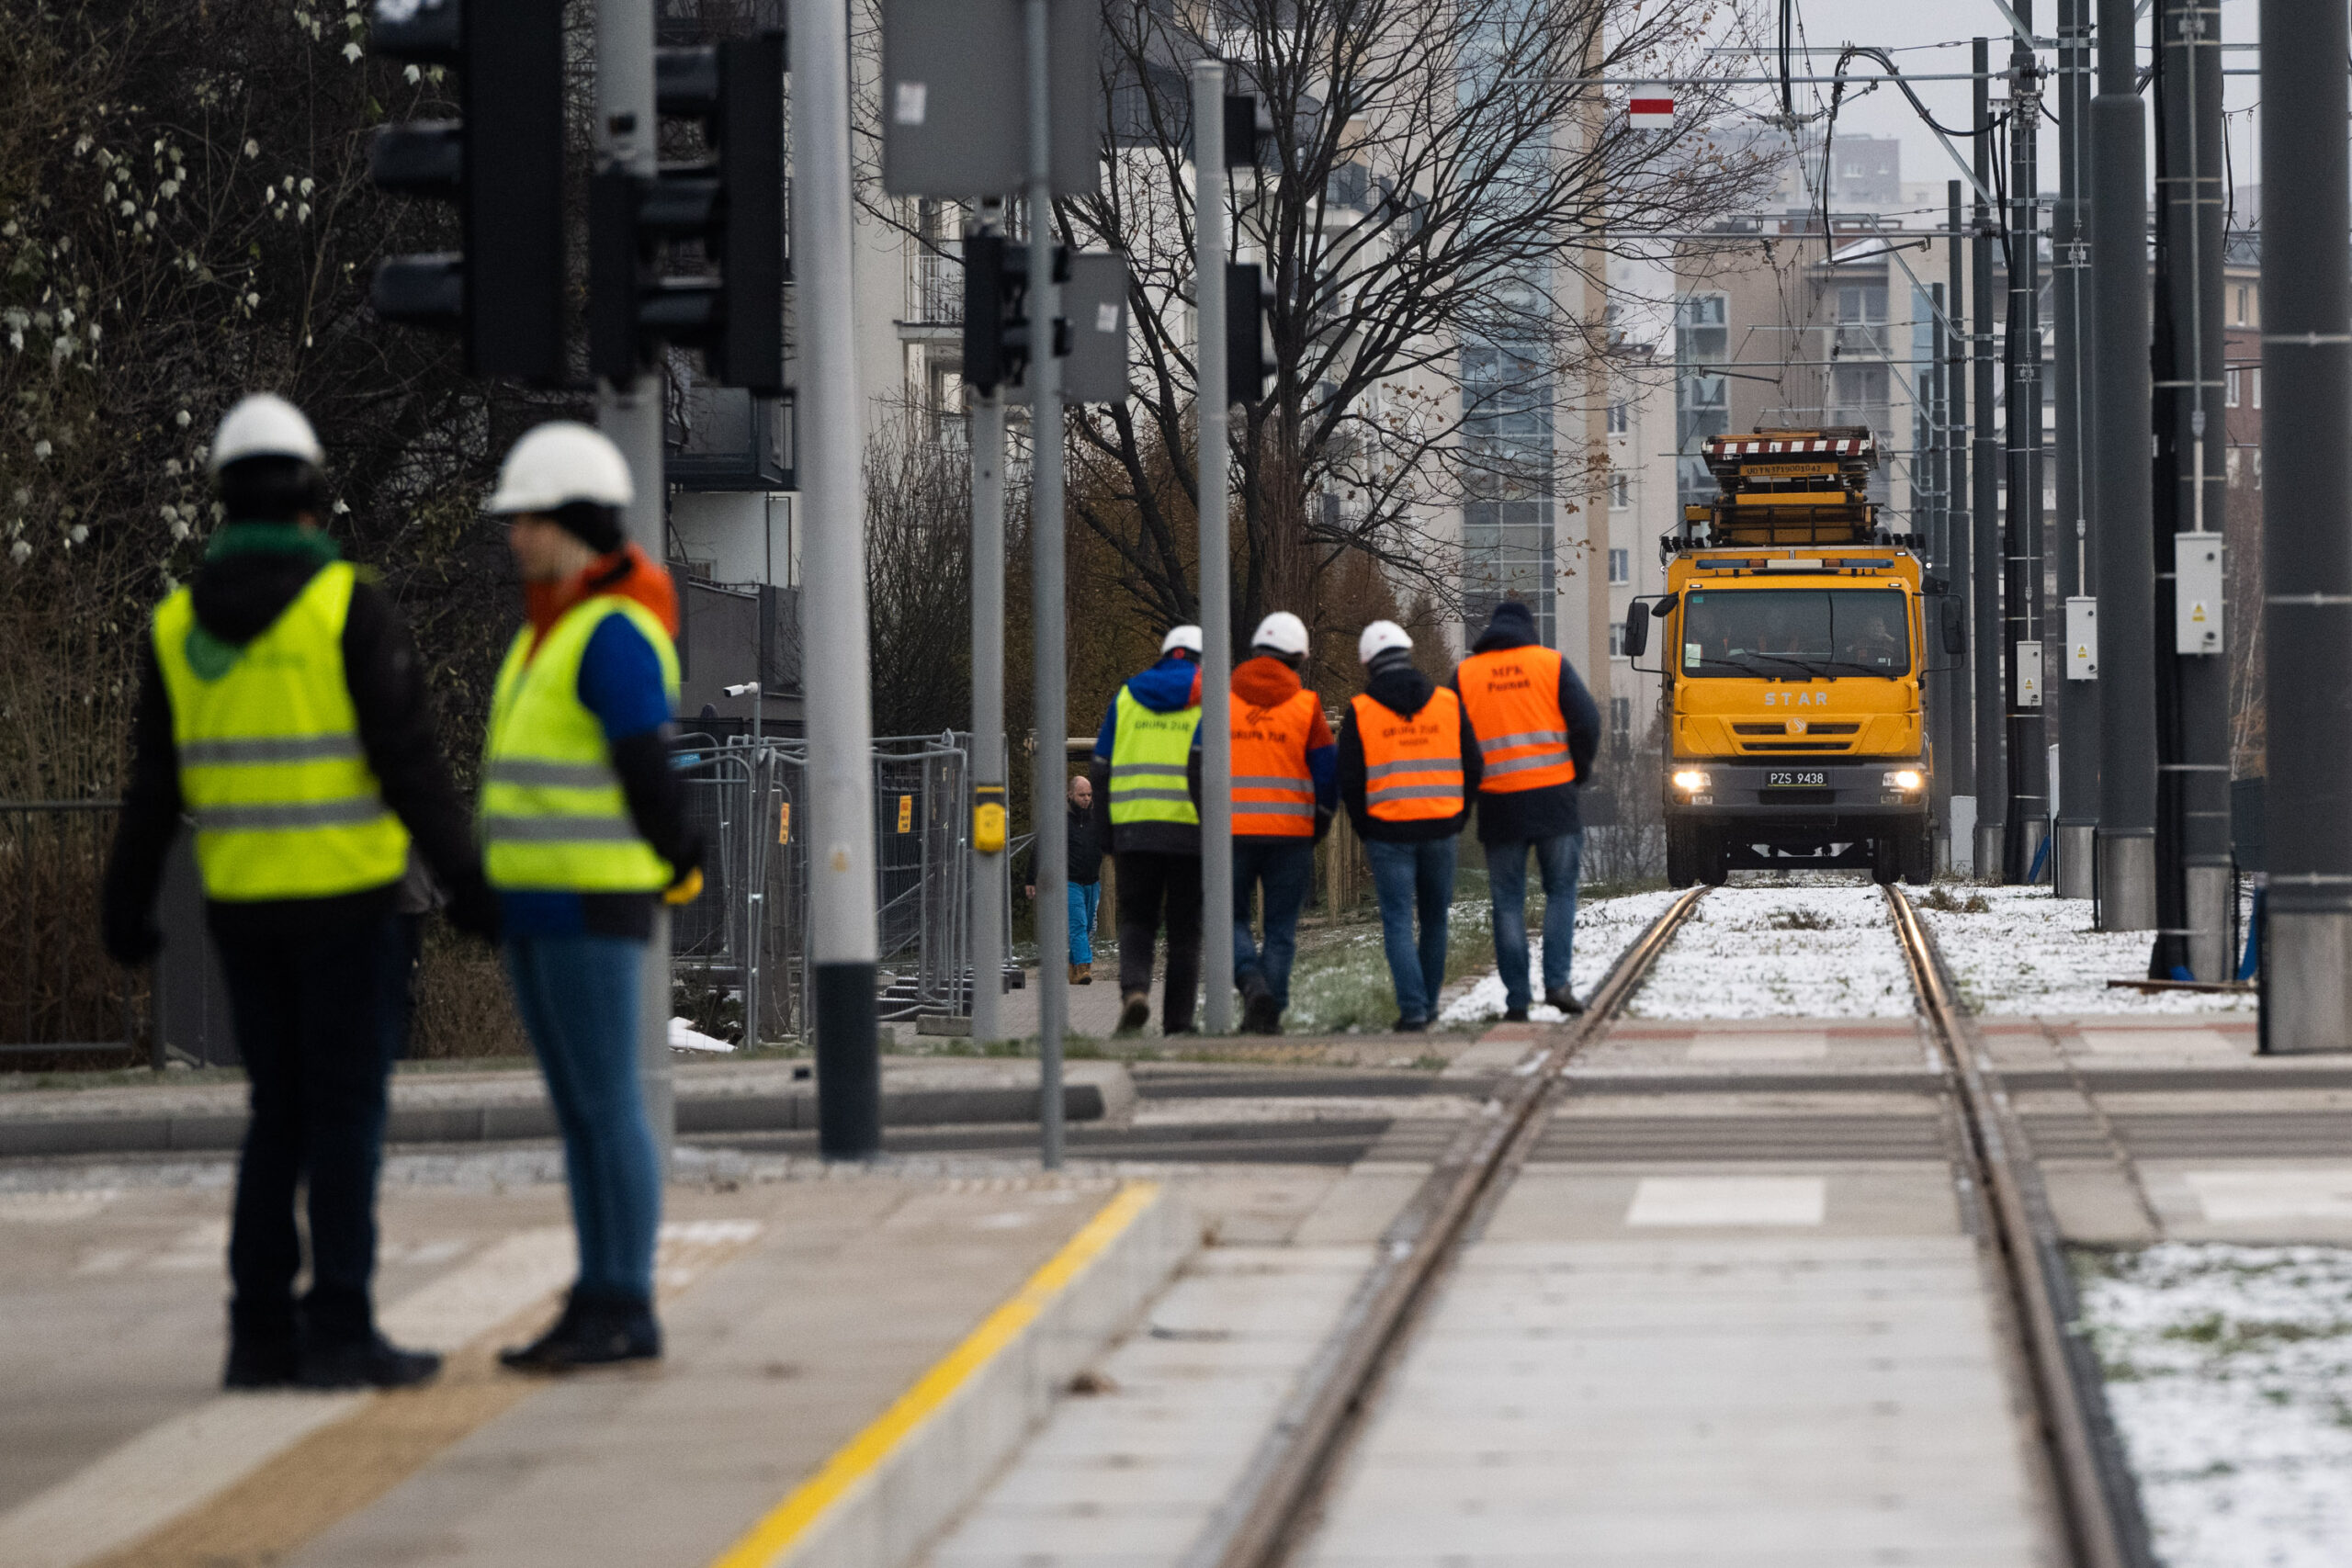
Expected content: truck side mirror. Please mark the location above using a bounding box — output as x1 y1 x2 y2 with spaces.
1623 599 1651 660
1940 595 1966 657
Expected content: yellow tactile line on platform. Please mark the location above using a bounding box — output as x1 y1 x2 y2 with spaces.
707 1180 1162 1568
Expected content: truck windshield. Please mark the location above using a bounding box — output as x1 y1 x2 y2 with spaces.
1679 588 1910 679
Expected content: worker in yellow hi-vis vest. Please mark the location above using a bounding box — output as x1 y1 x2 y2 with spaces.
101 394 500 1393
1087 626 1204 1034
479 423 703 1373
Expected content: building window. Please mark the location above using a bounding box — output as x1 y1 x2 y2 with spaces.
1609 475 1630 512
1675 293 1731 513
1607 400 1629 434
2235 286 2248 324
1607 547 1630 584
2226 369 2240 408
2227 447 2242 489
1609 621 1627 659
2255 449 2264 490
1610 696 1633 739
2253 367 2262 409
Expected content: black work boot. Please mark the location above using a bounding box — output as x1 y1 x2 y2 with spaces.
501 1292 662 1372
222 1335 300 1390
1240 975 1282 1035
298 1332 442 1390
1544 986 1586 1016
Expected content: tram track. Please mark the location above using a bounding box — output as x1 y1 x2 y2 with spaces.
1173 880 2159 1568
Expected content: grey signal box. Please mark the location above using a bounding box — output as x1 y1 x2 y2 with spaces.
1056 252 1129 404
2174 533 2224 655
881 0 1102 198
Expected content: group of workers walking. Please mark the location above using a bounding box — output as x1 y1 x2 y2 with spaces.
99 396 695 1391
1081 597 1600 1035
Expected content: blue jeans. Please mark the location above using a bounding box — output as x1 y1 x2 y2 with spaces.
506 935 662 1302
1364 837 1456 1024
1068 880 1101 964
1233 840 1314 1011
1487 831 1584 1011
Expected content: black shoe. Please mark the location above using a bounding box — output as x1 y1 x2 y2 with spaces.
501 1292 662 1372
1117 992 1151 1033
1395 1017 1428 1033
1241 979 1282 1035
223 1336 300 1390
1545 987 1586 1016
1501 1007 1530 1023
299 1332 442 1390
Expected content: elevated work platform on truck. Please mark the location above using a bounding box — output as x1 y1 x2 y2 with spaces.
1669 426 1922 554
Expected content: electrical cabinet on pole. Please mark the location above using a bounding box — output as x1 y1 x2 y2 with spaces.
2090 0 2159 931
1971 39 2007 881
2258 0 2352 1048
2002 19 2049 886
1943 180 1977 871
2052 0 2101 899
2152 0 2231 980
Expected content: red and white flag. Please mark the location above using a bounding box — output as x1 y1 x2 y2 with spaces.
1628 95 1674 130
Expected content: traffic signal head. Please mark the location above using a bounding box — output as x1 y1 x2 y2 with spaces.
961 232 1031 396
1223 93 1273 169
590 34 787 393
368 0 563 382
1226 262 1275 407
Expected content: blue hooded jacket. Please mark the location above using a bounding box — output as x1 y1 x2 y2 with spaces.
1088 652 1204 855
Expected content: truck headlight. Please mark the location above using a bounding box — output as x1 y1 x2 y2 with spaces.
1883 769 1924 791
1671 769 1712 791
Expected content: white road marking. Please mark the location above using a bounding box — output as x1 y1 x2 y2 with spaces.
1625 1176 1828 1227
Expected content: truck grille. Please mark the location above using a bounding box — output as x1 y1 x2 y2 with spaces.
1732 723 1860 736
1740 741 1852 752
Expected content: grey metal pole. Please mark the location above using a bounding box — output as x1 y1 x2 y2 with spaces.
791 0 881 1156
2053 0 2101 899
1972 39 2007 881
596 0 673 1167
2092 0 2158 931
2004 20 2048 886
2160 0 2232 978
970 206 1008 1046
2258 0 2352 1049
1927 280 1953 866
1025 0 1068 1164
1193 60 1234 1037
1945 181 1976 867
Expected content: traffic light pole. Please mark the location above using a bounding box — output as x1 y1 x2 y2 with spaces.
2259 0 2352 1049
793 0 882 1156
595 0 673 1165
969 212 1009 1048
1971 39 2007 881
1193 60 1235 1038
2091 0 2158 932
1026 0 1069 1167
2052 0 2100 901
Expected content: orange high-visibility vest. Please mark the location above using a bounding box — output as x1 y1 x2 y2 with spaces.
1455 646 1577 794
1231 687 1321 838
1351 687 1464 822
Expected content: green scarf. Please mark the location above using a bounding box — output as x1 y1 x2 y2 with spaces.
204 520 342 568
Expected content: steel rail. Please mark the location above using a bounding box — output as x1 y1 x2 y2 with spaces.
1883 885 2157 1568
1178 886 1709 1568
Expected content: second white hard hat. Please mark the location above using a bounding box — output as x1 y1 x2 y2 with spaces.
1357 620 1412 665
1250 611 1309 658
485 422 636 514
1160 625 1204 656
209 393 323 474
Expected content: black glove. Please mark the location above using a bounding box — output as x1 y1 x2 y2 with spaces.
102 910 164 967
664 831 706 890
443 871 503 946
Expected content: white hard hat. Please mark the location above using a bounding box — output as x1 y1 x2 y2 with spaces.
1250 611 1309 658
485 422 635 513
1358 620 1412 665
209 393 323 474
1160 625 1204 656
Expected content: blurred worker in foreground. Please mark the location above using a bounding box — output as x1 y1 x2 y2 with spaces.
1338 621 1480 1032
480 423 701 1371
1228 612 1337 1033
1091 626 1204 1034
101 393 498 1391
1025 773 1104 985
1452 600 1600 1021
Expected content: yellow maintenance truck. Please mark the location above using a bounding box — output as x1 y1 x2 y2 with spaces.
1623 427 1964 887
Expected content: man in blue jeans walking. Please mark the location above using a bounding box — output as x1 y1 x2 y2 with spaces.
1451 600 1601 1021
1337 622 1482 1031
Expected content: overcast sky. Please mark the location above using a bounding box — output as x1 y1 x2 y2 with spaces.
1710 0 2263 215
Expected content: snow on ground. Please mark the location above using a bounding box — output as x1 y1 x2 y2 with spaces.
1917 885 2255 1016
1627 881 1914 1019
2077 1245 2352 1567
1441 888 1688 1025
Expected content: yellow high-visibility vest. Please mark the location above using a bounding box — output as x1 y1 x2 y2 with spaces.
1107 683 1200 828
153 560 409 900
481 596 680 892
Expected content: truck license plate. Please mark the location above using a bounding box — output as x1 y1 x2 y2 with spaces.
1767 770 1827 788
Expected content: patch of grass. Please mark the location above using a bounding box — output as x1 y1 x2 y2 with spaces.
1767 907 1833 931
1918 884 1992 914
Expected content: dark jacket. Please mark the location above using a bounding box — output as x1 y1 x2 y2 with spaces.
101 531 493 960
1088 653 1204 857
1025 803 1105 887
1336 657 1483 843
1449 602 1602 846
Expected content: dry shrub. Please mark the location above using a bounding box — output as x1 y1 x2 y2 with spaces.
407 928 529 1061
